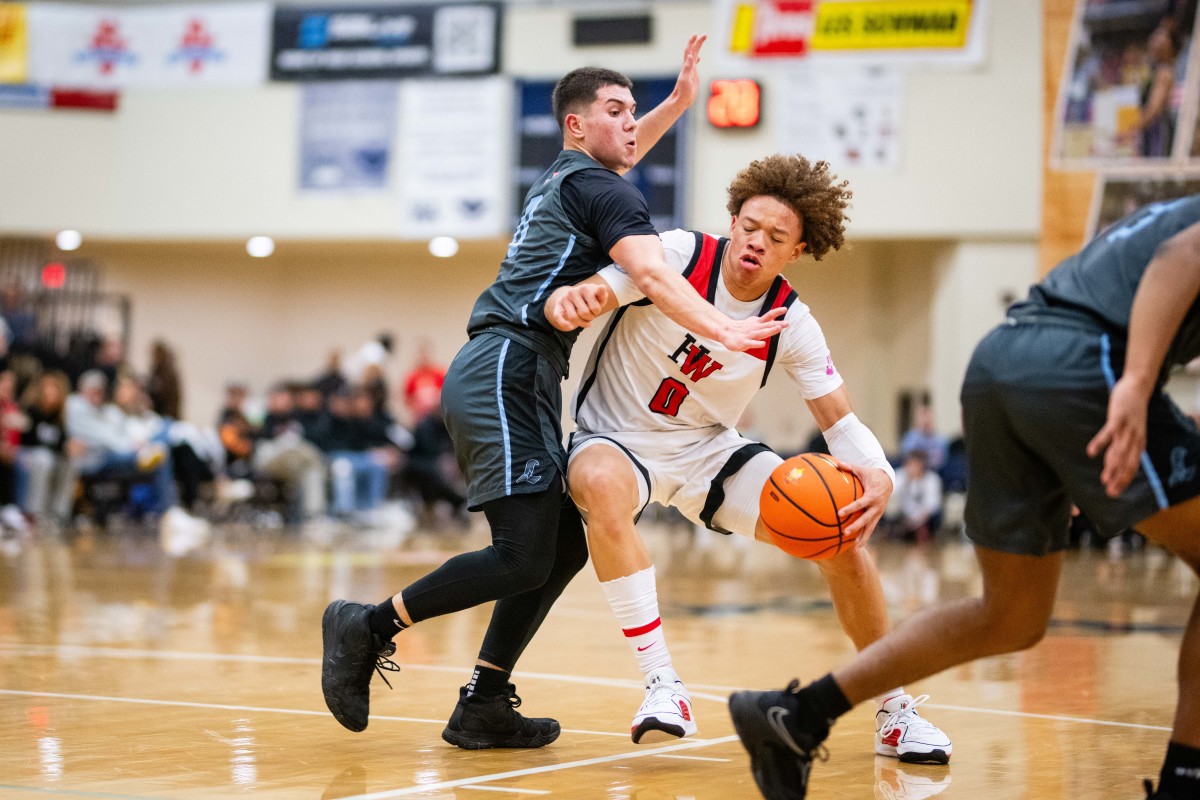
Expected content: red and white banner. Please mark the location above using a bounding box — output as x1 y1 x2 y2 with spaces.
27 2 270 89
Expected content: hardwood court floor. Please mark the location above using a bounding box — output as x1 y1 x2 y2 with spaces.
0 517 1194 799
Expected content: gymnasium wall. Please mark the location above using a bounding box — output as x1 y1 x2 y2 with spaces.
0 0 1044 448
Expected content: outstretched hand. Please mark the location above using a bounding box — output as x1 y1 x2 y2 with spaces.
834 461 893 546
671 35 707 109
546 283 611 331
718 306 787 352
1087 375 1151 497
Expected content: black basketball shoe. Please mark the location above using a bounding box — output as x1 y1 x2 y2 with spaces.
441 684 561 750
728 680 829 800
1145 778 1177 799
321 600 400 732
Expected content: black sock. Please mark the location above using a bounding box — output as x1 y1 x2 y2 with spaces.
1159 740 1200 796
367 597 407 642
794 674 853 732
467 665 511 698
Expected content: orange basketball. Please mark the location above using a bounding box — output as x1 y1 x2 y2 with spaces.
760 453 865 561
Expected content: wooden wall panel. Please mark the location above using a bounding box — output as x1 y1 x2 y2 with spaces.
1042 0 1095 275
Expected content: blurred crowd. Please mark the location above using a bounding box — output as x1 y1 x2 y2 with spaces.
0 313 468 554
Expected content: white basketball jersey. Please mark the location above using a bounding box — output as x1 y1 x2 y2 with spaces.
572 229 844 435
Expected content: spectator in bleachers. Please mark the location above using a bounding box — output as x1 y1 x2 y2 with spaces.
885 450 943 544
343 332 394 385
314 350 347 399
402 337 445 424
146 339 183 420
402 395 466 524
361 363 391 419
217 383 255 480
114 375 215 514
292 383 329 443
255 383 327 522
94 336 127 397
66 370 176 515
0 370 26 531
899 403 949 472
321 387 392 520
0 282 38 356
16 370 81 526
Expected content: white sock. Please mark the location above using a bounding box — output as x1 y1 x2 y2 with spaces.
600 566 673 677
875 687 907 708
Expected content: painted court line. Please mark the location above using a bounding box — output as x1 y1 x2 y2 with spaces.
653 754 731 762
459 786 551 795
0 645 729 704
335 736 743 800
0 690 626 739
0 645 1172 733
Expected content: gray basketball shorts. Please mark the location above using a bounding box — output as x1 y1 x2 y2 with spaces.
441 332 566 510
961 314 1200 556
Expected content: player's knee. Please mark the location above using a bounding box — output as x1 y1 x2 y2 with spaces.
495 548 556 593
569 455 636 513
980 600 1049 653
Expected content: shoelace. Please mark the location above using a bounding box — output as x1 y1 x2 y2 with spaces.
879 694 935 737
373 640 401 690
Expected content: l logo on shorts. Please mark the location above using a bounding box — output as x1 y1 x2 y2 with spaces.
1168 447 1196 487
515 459 542 485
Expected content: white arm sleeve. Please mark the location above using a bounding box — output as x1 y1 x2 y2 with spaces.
595 228 696 307
823 412 895 487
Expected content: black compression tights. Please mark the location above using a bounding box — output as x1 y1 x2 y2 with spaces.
401 485 588 671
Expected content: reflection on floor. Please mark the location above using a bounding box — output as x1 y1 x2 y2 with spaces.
0 517 1194 799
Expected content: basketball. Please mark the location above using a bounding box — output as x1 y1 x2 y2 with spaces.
759 453 865 561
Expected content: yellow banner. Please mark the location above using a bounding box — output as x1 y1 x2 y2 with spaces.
0 3 27 84
813 0 972 50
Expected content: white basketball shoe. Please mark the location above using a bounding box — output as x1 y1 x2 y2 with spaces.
630 666 697 744
875 694 952 764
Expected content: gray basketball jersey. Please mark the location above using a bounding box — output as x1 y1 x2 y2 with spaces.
467 150 650 376
1030 193 1200 368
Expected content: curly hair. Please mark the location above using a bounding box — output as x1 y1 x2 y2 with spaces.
725 154 852 261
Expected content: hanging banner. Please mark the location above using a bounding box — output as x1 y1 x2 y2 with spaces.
26 3 270 89
715 0 986 66
270 3 500 82
812 0 973 50
729 0 814 57
0 3 27 84
397 76 509 238
299 81 396 193
775 61 903 170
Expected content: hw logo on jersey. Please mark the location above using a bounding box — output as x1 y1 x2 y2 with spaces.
649 335 725 418
668 334 724 382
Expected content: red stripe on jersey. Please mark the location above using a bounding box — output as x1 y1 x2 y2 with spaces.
623 618 662 637
686 234 720 296
745 278 795 362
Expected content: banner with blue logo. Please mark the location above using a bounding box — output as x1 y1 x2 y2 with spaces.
26 2 270 89
270 3 500 82
299 81 396 193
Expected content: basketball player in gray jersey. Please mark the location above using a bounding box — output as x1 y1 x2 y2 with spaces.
730 194 1200 800
320 36 789 749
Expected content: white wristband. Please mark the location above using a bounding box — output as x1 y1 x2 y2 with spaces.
823 412 895 487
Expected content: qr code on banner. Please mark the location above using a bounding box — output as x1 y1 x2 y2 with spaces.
432 4 497 73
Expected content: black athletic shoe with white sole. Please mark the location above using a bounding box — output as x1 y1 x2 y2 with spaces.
321 600 400 732
729 680 829 800
441 684 561 750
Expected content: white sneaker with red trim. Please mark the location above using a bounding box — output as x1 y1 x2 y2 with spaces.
631 666 697 744
875 694 952 764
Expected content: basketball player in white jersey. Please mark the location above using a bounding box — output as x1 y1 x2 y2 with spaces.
542 154 952 762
